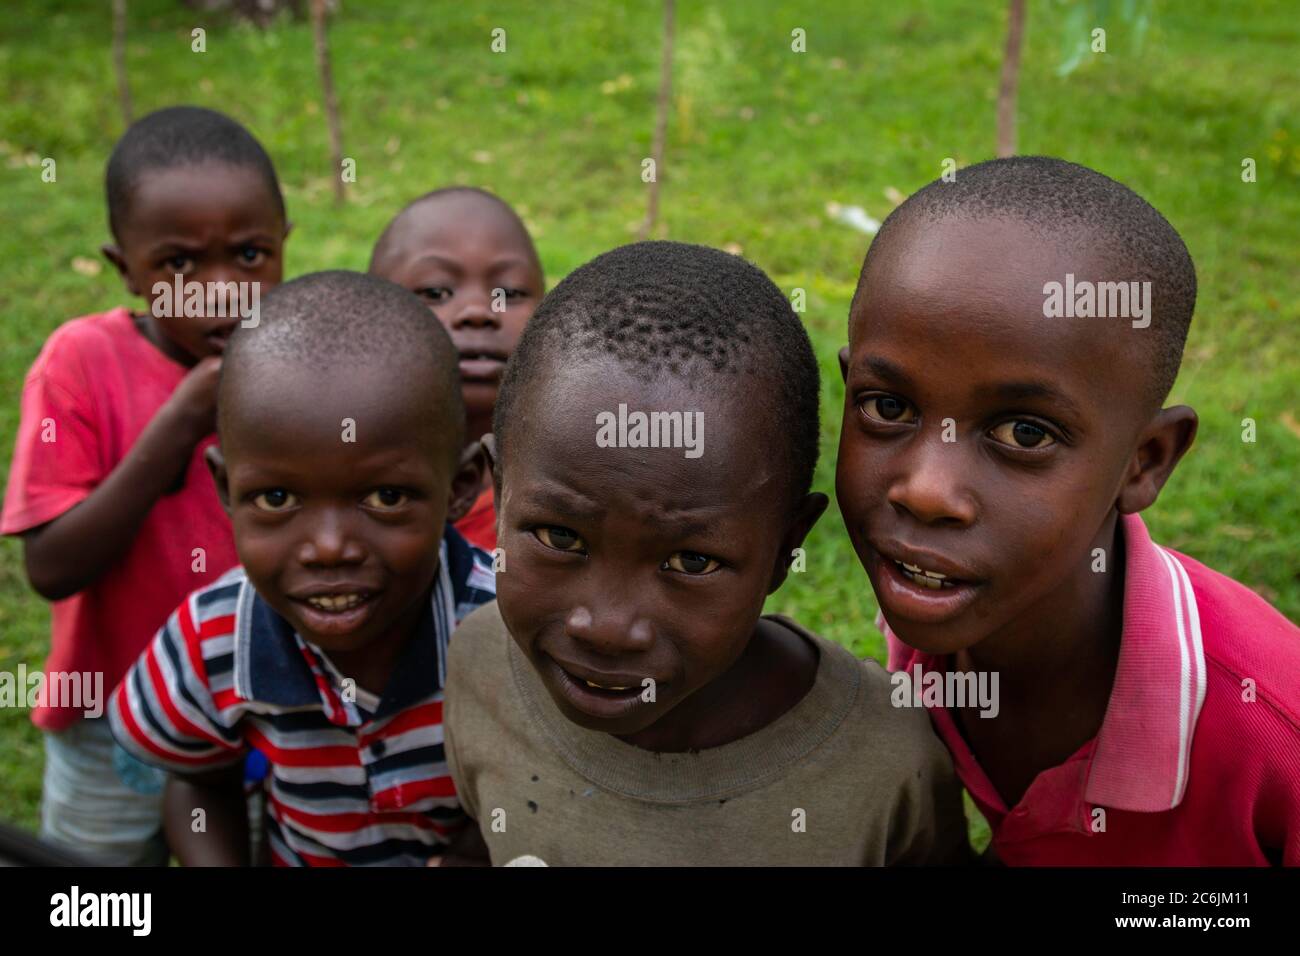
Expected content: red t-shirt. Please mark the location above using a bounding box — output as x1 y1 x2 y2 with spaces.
455 486 496 552
885 513 1300 865
2 307 239 731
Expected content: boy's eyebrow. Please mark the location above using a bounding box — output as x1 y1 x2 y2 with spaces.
144 229 279 255
409 253 536 274
851 354 914 386
525 485 604 521
979 381 1085 419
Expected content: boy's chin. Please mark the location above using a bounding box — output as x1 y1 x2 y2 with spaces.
282 595 387 652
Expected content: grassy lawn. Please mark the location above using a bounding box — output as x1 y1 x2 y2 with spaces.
1 0 1295 843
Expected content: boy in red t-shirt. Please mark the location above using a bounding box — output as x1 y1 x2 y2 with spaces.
2 106 289 864
369 187 544 552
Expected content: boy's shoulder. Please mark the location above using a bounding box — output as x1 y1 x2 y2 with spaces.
1170 545 1300 729
767 614 959 758
28 307 137 377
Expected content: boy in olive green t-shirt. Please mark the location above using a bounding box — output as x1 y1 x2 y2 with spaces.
443 241 969 866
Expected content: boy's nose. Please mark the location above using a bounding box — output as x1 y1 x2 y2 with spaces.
886 439 977 527
449 289 501 329
564 603 655 657
297 512 366 566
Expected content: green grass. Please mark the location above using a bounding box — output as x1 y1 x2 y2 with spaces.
1 0 1296 842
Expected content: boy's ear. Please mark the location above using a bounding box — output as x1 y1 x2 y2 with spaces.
768 492 830 593
204 444 233 515
446 440 489 524
101 243 139 296
1116 405 1198 515
838 346 850 383
480 433 499 486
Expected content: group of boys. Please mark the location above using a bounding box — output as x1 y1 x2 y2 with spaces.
3 105 1295 867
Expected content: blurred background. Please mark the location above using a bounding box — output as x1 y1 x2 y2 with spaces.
1 0 1296 831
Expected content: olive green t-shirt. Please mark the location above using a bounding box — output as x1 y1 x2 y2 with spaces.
444 600 969 866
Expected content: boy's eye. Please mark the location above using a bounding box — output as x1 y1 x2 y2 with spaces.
237 245 267 266
252 489 298 512
663 551 720 575
363 488 408 510
502 288 529 300
534 526 585 553
990 420 1056 449
416 287 453 303
860 394 916 424
163 255 195 274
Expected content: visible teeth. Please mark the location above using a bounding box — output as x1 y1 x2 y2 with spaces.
895 560 954 589
306 593 366 611
584 680 631 691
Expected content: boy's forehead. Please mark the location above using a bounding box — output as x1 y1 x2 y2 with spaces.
223 352 455 454
121 162 281 240
385 193 535 259
509 357 787 505
852 215 1153 399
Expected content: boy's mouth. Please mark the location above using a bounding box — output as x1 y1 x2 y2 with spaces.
289 588 381 638
870 543 982 626
203 323 237 353
892 559 958 590
542 654 655 721
456 348 508 383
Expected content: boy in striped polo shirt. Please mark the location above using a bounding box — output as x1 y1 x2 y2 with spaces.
836 157 1299 865
110 272 496 866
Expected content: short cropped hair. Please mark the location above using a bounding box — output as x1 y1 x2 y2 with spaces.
106 105 285 239
368 185 539 272
855 156 1196 403
221 271 465 459
495 241 821 504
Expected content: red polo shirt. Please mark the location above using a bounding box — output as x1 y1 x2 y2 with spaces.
885 513 1300 866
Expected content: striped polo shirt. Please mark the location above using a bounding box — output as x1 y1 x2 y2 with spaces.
109 525 496 866
884 512 1300 865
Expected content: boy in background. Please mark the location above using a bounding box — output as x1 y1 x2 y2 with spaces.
2 105 289 864
369 187 544 551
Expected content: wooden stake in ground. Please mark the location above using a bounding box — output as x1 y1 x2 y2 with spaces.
996 0 1025 158
639 0 675 240
311 0 345 204
112 0 132 125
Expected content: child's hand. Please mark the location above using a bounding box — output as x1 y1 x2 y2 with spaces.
20 353 225 600
162 356 223 447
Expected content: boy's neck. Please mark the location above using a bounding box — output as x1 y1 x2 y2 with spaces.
952 513 1126 802
320 585 432 699
616 617 818 754
959 513 1125 687
130 309 197 368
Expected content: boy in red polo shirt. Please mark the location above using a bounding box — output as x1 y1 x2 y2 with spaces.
836 156 1299 865
2 106 288 863
369 187 545 552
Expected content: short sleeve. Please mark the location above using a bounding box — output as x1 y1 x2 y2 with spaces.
108 597 247 774
886 730 974 866
442 660 479 823
1 343 106 534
